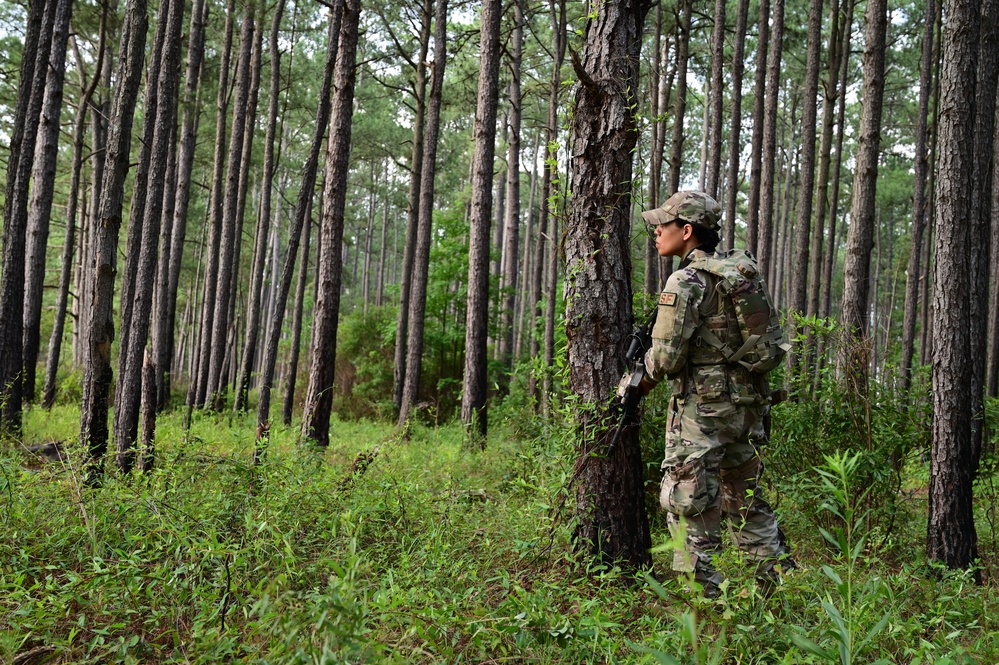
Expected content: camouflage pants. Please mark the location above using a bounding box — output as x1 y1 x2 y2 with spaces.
659 395 784 588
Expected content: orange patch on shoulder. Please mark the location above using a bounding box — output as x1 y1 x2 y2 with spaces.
659 292 678 307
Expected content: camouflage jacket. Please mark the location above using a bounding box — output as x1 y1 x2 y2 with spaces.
643 248 763 403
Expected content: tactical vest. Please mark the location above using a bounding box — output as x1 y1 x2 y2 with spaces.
687 249 790 375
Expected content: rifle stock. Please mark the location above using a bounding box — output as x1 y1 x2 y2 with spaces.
607 305 658 455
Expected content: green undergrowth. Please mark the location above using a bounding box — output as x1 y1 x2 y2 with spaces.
1 404 998 663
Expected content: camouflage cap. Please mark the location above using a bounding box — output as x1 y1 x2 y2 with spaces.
641 191 722 231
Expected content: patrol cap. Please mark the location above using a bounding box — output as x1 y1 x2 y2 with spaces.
641 190 722 231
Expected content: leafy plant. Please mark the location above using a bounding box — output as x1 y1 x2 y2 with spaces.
792 451 894 665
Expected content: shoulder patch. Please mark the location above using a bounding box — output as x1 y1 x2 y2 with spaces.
659 292 678 307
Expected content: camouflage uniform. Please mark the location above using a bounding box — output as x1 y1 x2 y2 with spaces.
642 191 786 593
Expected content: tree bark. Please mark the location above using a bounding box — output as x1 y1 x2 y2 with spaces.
790 0 823 318
756 0 784 280
705 0 725 198
900 0 937 392
282 202 313 426
967 0 999 466
117 0 173 378
256 5 341 451
746 0 770 255
191 0 236 408
206 2 257 410
928 0 981 575
138 351 157 472
398 0 448 428
75 29 114 368
375 185 388 308
235 0 286 412
460 0 502 441
159 0 208 408
114 0 185 473
300 0 361 448
529 0 566 410
839 0 886 395
497 0 524 380
724 0 749 250
23 0 73 404
808 0 844 317
821 0 855 320
0 0 58 435
667 0 692 196
79 0 148 479
990 100 999 398
44 21 105 410
392 0 433 413
564 0 653 570
645 4 666 292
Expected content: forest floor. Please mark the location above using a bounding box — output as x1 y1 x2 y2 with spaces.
2 402 998 664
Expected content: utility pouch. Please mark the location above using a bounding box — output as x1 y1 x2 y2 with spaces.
661 457 709 516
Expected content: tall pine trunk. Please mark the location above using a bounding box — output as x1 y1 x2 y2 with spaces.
159 0 207 408
236 0 286 412
900 0 937 392
928 0 981 575
790 0 823 318
528 0 565 410
44 19 106 410
460 0 502 441
839 0 886 394
392 0 433 413
497 0 524 379
256 5 342 451
821 0 855 320
724 0 749 250
191 0 236 408
565 0 653 570
113 0 185 472
808 0 845 318
756 0 784 280
79 0 148 479
746 0 770 254
705 0 725 198
282 201 313 426
23 0 72 404
667 0 692 196
398 0 448 428
0 0 58 435
206 2 257 410
300 0 361 448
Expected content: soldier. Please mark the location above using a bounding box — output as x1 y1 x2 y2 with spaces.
640 190 791 598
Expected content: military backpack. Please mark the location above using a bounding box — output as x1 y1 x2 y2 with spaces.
688 249 790 374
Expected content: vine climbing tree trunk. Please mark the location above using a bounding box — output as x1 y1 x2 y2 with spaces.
564 0 653 570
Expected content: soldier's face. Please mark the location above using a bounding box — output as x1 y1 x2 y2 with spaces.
654 221 692 257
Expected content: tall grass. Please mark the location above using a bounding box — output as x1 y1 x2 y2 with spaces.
1 401 997 663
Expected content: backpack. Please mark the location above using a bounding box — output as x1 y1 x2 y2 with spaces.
687 249 790 374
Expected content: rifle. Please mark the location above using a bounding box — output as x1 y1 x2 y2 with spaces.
607 305 659 456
